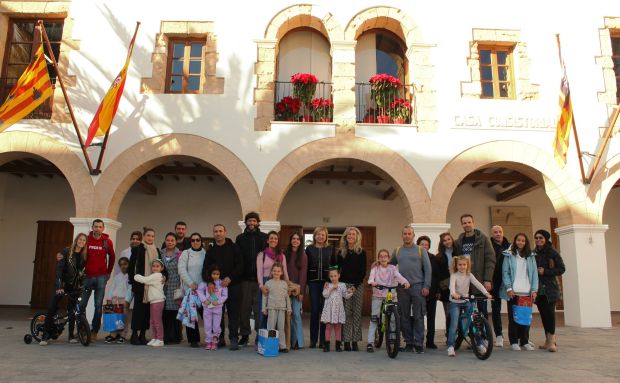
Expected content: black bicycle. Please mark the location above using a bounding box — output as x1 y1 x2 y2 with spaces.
373 285 401 358
453 296 494 360
24 290 90 346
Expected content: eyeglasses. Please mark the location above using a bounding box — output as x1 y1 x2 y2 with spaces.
191 239 202 243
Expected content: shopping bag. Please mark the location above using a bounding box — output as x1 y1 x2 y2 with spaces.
513 295 533 326
103 312 125 332
257 329 279 357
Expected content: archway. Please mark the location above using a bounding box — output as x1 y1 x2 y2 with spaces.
603 183 620 315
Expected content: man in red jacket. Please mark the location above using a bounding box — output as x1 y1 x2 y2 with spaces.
79 219 116 342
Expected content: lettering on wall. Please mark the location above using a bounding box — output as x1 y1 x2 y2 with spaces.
453 115 556 130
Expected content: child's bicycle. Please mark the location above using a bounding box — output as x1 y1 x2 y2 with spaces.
453 296 494 360
24 290 91 346
372 285 401 359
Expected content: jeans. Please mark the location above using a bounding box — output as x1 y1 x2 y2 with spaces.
80 275 108 333
290 296 304 348
536 295 556 335
397 283 426 347
447 301 471 347
45 290 77 337
308 281 326 346
491 295 503 337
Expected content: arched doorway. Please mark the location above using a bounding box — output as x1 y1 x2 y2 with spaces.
603 180 620 314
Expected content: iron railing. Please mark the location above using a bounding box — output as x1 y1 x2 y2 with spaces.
355 82 416 124
274 81 333 122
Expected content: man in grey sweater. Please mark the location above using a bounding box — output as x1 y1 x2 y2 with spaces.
391 225 432 353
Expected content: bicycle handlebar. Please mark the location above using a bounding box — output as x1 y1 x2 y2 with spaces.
374 284 404 290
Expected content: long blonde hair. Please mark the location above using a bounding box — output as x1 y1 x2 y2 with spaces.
339 226 363 257
71 233 88 260
312 226 329 247
450 255 471 274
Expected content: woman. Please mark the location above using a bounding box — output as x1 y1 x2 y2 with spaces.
533 229 565 352
285 232 307 350
178 232 205 348
500 233 539 351
417 235 440 349
257 231 289 329
161 232 182 344
128 227 162 346
306 226 334 349
436 233 459 341
337 227 366 352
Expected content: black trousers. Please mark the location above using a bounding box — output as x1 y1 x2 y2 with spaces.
507 298 530 346
220 283 242 341
186 306 203 344
45 290 77 337
131 290 150 332
163 309 182 343
536 295 557 335
425 296 437 344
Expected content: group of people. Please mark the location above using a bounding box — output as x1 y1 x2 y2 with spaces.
42 213 566 357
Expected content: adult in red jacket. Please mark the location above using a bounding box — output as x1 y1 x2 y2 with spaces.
79 219 115 342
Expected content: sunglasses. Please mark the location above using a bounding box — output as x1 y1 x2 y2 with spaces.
191 238 202 243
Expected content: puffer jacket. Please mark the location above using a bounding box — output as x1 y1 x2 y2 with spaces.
534 245 566 303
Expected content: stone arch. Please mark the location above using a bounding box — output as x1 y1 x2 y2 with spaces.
0 131 94 216
94 133 260 219
429 141 591 226
345 6 421 49
259 136 430 222
588 153 620 222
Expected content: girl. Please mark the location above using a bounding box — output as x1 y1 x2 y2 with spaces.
500 233 539 351
321 266 354 352
284 232 307 350
337 227 366 352
104 257 129 344
261 262 291 352
257 231 289 330
436 233 459 343
161 232 183 344
306 226 334 349
178 232 206 348
447 256 492 356
533 229 565 352
197 264 228 350
134 259 166 347
366 249 410 352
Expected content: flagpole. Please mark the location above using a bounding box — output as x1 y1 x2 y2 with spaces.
38 20 94 174
92 21 140 175
587 106 620 183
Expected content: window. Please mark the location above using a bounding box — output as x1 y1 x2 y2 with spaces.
1 19 63 118
612 33 620 104
479 46 514 99
165 40 205 94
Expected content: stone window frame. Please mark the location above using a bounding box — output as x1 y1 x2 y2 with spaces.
596 17 620 105
461 29 539 100
141 21 223 95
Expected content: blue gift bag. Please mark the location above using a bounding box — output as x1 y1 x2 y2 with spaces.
103 312 125 332
513 296 533 326
257 329 279 357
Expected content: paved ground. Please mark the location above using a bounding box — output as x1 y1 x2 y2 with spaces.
1 308 619 383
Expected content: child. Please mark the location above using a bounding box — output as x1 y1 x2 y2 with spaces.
261 262 291 352
197 264 228 350
133 259 166 347
447 256 492 357
321 266 354 352
104 257 130 344
366 249 410 352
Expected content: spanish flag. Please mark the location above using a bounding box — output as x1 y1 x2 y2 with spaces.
0 45 53 132
84 26 138 147
553 54 573 167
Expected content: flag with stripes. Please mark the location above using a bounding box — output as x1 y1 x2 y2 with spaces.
84 27 138 147
553 60 573 167
0 45 53 132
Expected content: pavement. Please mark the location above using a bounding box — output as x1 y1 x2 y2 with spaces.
1 308 619 383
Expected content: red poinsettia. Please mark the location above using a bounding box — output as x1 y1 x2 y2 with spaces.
291 73 319 105
369 73 402 112
275 96 302 121
309 97 334 121
388 98 412 123
291 73 319 85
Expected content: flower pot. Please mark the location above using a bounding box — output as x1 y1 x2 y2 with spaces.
392 117 405 124
318 117 330 122
286 117 295 122
362 115 376 123
377 115 390 124
302 115 313 122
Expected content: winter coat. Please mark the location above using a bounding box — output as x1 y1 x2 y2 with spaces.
534 245 566 303
500 249 539 301
178 247 205 290
455 229 496 293
491 237 510 294
235 228 268 282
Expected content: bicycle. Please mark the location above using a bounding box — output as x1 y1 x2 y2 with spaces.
453 296 493 360
24 290 91 346
372 285 401 359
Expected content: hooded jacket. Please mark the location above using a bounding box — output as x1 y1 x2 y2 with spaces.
455 229 495 293
203 238 244 286
236 228 268 282
85 232 115 277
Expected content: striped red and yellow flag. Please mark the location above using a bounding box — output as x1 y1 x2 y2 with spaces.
553 60 573 167
84 27 138 147
0 45 53 132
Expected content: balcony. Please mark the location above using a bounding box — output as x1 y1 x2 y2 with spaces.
273 81 333 122
0 78 56 120
355 82 416 125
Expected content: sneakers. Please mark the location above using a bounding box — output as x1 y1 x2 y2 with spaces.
39 339 49 346
447 346 455 357
229 338 239 351
511 343 521 351
238 335 249 347
205 341 212 350
477 344 487 354
414 345 425 354
147 339 157 346
151 339 164 347
104 335 116 344
523 343 535 351
495 335 504 347
116 336 126 344
68 337 78 344
366 343 374 353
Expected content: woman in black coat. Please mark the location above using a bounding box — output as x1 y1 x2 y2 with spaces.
533 229 566 352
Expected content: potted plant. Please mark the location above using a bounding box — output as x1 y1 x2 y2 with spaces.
291 72 319 121
369 73 401 123
389 98 412 124
309 97 334 122
274 96 301 121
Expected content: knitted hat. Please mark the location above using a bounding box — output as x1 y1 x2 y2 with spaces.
534 229 551 243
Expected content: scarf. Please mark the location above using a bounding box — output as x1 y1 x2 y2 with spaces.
263 247 284 263
142 241 159 303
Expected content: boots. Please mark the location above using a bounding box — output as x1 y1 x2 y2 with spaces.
352 342 359 351
344 341 351 351
548 334 557 352
335 341 342 352
130 332 140 345
539 333 551 350
323 341 330 352
139 330 148 346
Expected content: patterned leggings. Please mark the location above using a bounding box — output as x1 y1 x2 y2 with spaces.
343 284 364 342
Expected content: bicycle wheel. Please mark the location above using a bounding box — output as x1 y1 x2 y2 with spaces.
30 312 47 342
77 315 91 346
469 316 493 360
385 305 401 359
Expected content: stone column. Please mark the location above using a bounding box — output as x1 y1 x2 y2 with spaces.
555 224 612 328
237 220 281 234
254 39 278 131
331 40 356 134
406 43 437 132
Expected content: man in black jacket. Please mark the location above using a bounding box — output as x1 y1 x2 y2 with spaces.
490 225 510 347
235 212 268 347
204 224 244 350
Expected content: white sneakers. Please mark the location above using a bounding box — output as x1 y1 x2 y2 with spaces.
522 343 535 351
150 339 164 347
147 339 157 346
495 335 504 347
511 343 521 351
447 346 455 356
39 340 48 346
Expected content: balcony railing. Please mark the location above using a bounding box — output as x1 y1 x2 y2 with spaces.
274 81 333 122
355 82 416 124
0 78 56 120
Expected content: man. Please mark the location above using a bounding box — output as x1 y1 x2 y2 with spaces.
391 225 432 354
203 224 244 350
490 225 510 347
81 219 116 342
455 214 496 318
161 221 191 251
235 212 268 347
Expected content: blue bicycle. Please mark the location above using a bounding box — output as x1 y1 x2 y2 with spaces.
453 296 493 360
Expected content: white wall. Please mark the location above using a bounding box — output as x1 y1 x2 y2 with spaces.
0 175 74 305
604 187 620 311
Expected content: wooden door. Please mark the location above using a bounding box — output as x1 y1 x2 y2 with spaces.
278 225 303 250
30 221 74 308
550 218 564 310
357 227 376 316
